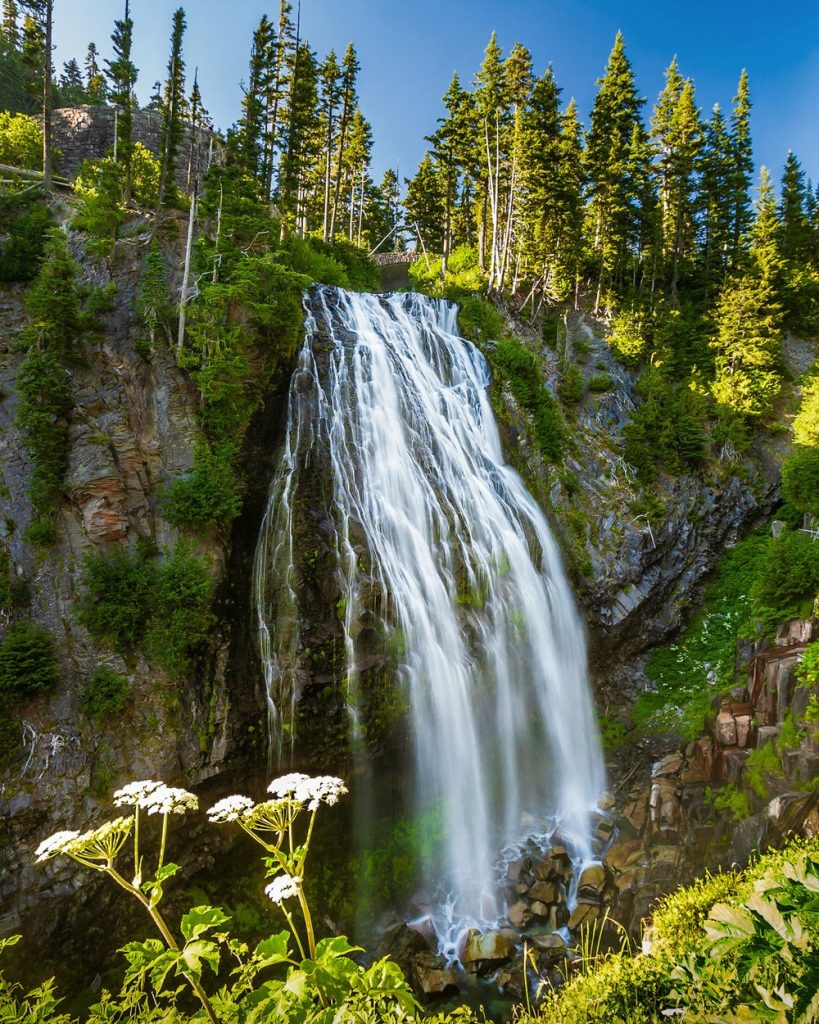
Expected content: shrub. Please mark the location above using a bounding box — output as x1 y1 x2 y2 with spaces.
80 665 131 720
705 782 751 820
72 158 126 255
492 337 566 462
796 641 819 689
455 293 504 341
744 740 782 799
608 307 649 365
781 446 819 516
78 543 158 648
135 239 172 350
144 545 214 677
164 441 243 529
558 361 585 405
751 527 819 633
0 112 41 169
793 375 819 448
0 622 58 696
0 191 50 283
588 372 612 393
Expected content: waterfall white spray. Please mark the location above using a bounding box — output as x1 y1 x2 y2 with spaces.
253 286 605 954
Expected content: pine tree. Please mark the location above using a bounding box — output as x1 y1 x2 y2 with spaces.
278 40 319 235
344 108 372 244
404 153 445 252
711 167 783 418
157 7 187 211
728 69 753 261
1 0 19 50
84 41 106 103
59 57 85 104
474 32 507 274
329 42 360 239
237 16 272 181
584 32 646 307
650 63 701 299
265 0 295 198
105 0 138 203
428 72 475 274
19 0 53 188
700 103 734 294
779 151 813 263
319 49 341 241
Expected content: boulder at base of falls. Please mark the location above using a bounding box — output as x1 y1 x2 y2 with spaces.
461 929 515 973
531 932 567 966
410 953 460 998
576 863 607 901
568 902 602 930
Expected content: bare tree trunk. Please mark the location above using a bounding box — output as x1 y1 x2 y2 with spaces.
356 167 365 246
42 1 53 190
177 189 197 354
212 182 223 283
321 107 334 241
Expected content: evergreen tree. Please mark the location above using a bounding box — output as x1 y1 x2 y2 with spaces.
428 71 474 273
584 32 646 307
650 62 701 299
237 15 272 181
266 0 295 198
779 151 814 263
59 57 84 104
157 7 187 211
711 168 783 418
404 153 445 252
105 0 138 203
84 41 106 103
700 103 734 294
345 107 372 244
319 48 341 240
728 69 753 260
329 42 360 238
20 0 53 188
1 0 19 50
474 32 507 274
369 167 402 251
278 40 319 235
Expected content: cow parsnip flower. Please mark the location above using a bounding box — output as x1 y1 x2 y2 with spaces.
207 795 256 823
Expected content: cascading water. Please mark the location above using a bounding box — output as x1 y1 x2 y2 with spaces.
253 285 605 956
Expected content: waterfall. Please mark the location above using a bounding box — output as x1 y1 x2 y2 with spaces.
253 286 605 955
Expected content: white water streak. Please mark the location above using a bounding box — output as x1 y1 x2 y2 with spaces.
254 286 605 948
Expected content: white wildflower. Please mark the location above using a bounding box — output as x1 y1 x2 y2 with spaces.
267 773 311 799
113 780 164 808
265 874 302 904
207 795 256 823
301 775 348 810
35 830 80 863
266 773 347 810
70 817 134 862
141 784 199 816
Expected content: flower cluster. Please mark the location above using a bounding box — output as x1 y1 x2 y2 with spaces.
265 874 302 904
206 795 256 823
267 774 347 811
113 780 163 808
141 785 199 816
112 779 198 815
35 830 80 863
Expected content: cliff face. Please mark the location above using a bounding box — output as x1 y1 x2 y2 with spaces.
0 234 234 944
0 249 802 972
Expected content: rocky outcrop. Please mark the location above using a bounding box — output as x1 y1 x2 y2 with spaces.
602 618 819 936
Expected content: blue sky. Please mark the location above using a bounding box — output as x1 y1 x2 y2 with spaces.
52 1 819 189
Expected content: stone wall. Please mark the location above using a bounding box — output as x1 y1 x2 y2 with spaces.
49 105 223 190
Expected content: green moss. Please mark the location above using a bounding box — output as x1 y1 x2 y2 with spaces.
745 741 782 800
705 782 751 820
490 337 566 463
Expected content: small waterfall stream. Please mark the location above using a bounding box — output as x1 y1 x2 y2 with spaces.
253 286 605 955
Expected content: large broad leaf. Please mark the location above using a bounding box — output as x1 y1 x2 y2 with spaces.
704 902 757 956
313 936 362 961
179 938 221 981
253 931 292 969
120 938 166 984
180 904 231 942
148 949 182 992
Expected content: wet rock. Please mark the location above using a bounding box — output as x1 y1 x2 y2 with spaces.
507 900 532 929
410 953 459 998
568 902 601 930
462 929 514 973
577 864 606 900
531 932 567 966
528 879 560 904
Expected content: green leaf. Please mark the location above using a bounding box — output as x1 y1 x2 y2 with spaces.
179 938 221 981
253 931 292 968
313 936 362 961
149 949 182 991
180 904 232 942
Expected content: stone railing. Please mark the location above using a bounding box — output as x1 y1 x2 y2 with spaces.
49 105 223 191
370 251 420 267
